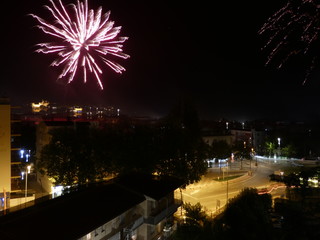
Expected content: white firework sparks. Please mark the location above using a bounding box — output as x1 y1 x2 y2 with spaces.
31 0 129 90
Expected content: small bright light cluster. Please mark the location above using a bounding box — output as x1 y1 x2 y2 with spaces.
31 0 129 89
259 0 320 84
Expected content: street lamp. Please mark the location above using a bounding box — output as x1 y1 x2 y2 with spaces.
163 197 171 238
277 138 281 158
25 165 31 203
20 148 31 162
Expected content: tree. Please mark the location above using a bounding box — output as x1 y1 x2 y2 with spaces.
183 202 207 226
281 144 297 158
210 140 231 159
265 141 276 157
216 188 273 240
174 188 274 240
232 140 251 160
173 202 213 240
38 100 209 187
39 126 98 186
114 124 160 174
156 99 208 185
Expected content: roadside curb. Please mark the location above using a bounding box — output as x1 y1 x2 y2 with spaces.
215 169 255 184
228 172 253 183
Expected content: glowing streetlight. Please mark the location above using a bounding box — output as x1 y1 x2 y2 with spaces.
20 149 31 162
277 138 281 158
25 165 31 203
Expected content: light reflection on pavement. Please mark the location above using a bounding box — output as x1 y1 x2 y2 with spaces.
181 158 291 215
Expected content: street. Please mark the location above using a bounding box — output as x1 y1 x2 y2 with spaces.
181 158 290 215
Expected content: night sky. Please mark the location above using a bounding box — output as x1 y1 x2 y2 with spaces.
2 0 320 121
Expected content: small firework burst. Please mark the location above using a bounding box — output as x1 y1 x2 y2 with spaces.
259 0 320 84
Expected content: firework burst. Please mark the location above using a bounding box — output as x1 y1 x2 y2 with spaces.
31 0 129 89
259 0 320 84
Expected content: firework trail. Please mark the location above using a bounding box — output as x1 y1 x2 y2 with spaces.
259 0 320 84
31 0 129 89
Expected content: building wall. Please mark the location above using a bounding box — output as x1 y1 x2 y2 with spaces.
252 129 266 154
78 204 145 240
230 129 252 146
10 108 22 192
0 104 11 194
77 192 180 240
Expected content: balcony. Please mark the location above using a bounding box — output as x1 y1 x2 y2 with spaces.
103 212 144 240
145 199 182 225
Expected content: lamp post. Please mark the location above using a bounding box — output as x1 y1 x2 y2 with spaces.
277 138 281 157
222 166 229 206
25 165 31 203
163 197 170 239
226 177 229 207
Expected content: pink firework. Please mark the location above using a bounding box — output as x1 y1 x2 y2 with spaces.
31 0 129 90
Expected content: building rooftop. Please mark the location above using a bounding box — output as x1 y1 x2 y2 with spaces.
0 182 145 240
0 174 184 240
115 173 185 200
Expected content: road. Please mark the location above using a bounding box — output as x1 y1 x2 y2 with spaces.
181 158 290 215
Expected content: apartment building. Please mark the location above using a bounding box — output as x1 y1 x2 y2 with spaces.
0 98 23 211
0 174 183 240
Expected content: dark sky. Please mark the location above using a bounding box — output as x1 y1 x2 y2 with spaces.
2 0 320 121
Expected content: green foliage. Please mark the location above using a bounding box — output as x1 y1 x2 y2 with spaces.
265 141 276 157
39 126 97 185
174 202 215 240
183 202 207 226
219 188 273 240
281 144 297 158
275 167 320 188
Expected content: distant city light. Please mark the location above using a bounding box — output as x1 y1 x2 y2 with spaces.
32 100 49 113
